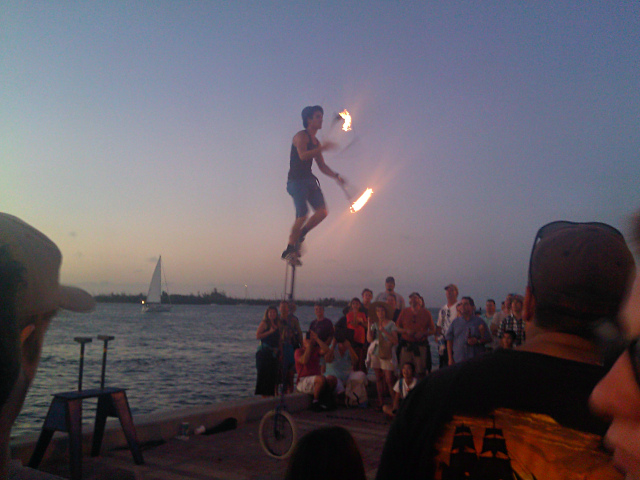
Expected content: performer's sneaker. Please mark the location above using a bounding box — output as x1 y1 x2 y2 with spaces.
288 256 302 266
281 244 297 261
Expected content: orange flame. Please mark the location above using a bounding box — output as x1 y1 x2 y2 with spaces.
338 109 352 132
350 188 373 213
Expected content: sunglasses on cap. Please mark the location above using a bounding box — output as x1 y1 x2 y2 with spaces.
527 220 624 299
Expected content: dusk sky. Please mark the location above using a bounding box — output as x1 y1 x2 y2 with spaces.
3 2 639 306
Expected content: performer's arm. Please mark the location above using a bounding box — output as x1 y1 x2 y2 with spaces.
315 154 344 184
293 132 335 162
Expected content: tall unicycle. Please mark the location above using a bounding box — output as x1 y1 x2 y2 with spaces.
258 342 298 457
259 258 299 458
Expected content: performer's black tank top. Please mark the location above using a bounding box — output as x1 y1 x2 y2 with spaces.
288 131 317 181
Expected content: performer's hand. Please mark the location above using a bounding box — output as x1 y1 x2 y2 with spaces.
322 140 338 151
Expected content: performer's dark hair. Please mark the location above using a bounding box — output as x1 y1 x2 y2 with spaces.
301 105 324 128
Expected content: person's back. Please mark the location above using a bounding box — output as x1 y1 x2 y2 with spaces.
377 221 635 479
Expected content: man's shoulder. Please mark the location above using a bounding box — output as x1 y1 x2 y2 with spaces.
449 315 464 327
409 349 606 416
293 129 308 141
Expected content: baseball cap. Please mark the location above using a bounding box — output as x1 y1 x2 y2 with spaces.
385 276 395 284
444 284 457 292
0 213 95 319
528 221 635 319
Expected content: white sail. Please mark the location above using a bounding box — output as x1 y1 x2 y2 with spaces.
142 256 171 313
146 257 163 304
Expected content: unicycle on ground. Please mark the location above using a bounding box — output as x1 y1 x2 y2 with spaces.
258 397 297 459
258 338 298 458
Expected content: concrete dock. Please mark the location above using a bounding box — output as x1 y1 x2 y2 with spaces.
11 394 392 479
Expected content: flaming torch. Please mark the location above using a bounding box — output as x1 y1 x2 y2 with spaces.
338 109 352 132
349 188 373 213
337 177 374 213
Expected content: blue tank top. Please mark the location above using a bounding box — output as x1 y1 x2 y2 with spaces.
288 131 317 181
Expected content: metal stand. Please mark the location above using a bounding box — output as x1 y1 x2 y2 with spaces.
97 335 114 390
29 336 144 479
74 337 92 391
284 262 297 301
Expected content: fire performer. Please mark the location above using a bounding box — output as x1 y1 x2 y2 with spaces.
281 105 345 262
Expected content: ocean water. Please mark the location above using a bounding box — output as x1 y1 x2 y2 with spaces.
12 303 440 441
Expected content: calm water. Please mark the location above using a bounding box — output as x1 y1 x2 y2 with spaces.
13 303 440 441
12 303 341 440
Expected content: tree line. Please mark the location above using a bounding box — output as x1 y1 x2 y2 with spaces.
94 290 345 307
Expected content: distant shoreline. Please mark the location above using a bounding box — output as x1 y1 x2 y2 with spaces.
94 292 349 307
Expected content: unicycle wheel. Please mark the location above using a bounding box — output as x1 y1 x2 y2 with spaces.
258 409 298 459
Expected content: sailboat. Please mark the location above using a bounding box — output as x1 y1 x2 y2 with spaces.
141 256 172 313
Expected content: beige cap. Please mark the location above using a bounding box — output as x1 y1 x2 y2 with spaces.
0 213 95 318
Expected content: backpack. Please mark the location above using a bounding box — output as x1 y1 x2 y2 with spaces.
345 375 368 407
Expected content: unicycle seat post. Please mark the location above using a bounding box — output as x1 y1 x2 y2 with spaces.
97 335 115 390
73 337 93 391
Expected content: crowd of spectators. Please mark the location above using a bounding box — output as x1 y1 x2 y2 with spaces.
255 275 528 413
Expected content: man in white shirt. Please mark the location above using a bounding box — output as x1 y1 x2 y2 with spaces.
374 276 406 310
435 284 459 368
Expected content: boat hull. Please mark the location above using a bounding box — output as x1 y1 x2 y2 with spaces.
141 303 172 313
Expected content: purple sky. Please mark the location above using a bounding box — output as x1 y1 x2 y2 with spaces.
3 2 639 306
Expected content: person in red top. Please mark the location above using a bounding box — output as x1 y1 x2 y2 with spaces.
346 297 367 371
396 292 435 378
295 330 334 411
